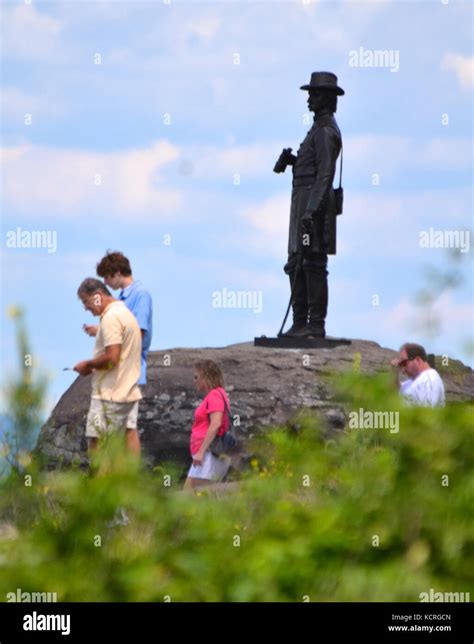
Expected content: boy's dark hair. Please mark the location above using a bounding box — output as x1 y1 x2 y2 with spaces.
96 251 132 278
401 343 428 362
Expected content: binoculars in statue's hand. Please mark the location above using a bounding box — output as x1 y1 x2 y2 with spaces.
273 147 295 173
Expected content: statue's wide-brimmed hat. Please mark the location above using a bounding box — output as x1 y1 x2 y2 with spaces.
300 71 345 95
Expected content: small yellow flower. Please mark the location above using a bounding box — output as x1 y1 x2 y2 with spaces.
17 451 32 468
6 306 23 320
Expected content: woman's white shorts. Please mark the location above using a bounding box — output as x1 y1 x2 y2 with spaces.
188 450 230 481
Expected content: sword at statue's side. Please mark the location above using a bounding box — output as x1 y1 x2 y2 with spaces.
277 225 311 338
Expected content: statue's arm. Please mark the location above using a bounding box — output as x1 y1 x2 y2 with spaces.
304 128 340 216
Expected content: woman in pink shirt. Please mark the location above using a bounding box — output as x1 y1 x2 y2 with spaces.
184 360 231 490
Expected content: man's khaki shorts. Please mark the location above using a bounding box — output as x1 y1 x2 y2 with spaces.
86 398 139 438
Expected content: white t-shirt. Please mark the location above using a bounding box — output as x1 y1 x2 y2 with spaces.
400 369 445 408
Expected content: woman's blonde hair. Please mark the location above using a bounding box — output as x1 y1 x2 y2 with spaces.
194 360 225 390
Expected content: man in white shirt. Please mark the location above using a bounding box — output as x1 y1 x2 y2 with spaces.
391 343 445 408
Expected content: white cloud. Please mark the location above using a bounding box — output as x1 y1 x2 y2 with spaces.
2 5 62 60
188 16 221 42
208 263 281 292
339 187 472 261
97 0 385 83
417 138 473 170
238 192 289 259
0 249 101 286
241 192 289 236
187 142 282 180
346 135 412 175
331 290 473 365
346 135 472 173
364 292 473 338
441 53 474 89
1 88 65 122
1 88 42 118
1 141 182 219
345 187 471 227
55 1 130 26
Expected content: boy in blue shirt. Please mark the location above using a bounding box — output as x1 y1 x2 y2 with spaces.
84 251 153 454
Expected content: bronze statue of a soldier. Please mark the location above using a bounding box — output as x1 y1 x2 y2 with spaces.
274 71 344 338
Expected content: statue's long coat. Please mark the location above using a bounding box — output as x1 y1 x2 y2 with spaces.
288 112 342 256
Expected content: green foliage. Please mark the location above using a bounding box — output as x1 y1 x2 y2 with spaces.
1 307 47 477
1 372 472 602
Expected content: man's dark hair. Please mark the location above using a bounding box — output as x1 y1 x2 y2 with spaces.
77 278 111 298
401 343 428 362
96 251 132 278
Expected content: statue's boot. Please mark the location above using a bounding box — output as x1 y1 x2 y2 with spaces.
303 256 328 338
283 268 308 336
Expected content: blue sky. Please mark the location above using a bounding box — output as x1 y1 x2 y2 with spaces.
1 0 472 415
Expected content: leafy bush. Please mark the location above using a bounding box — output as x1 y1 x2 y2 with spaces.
1 371 472 602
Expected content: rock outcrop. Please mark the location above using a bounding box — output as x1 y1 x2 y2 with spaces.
36 340 474 471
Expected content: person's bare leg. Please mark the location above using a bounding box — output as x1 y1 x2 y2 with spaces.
88 437 98 453
183 477 194 490
183 477 212 490
125 428 141 455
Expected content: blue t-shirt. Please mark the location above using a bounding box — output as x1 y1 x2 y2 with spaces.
119 281 153 385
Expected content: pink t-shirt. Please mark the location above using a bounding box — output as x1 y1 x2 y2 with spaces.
190 387 230 455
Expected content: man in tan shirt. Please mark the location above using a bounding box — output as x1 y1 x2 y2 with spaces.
74 278 142 453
